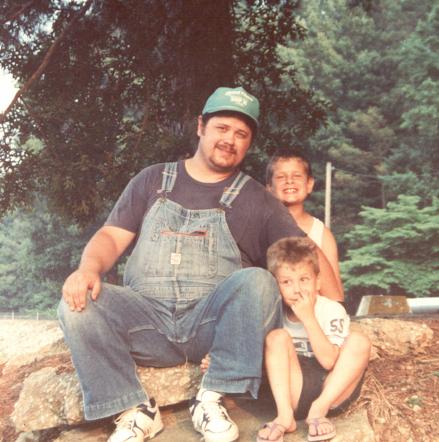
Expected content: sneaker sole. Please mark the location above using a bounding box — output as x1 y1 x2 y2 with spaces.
195 427 239 442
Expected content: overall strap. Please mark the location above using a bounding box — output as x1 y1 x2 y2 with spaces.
220 171 251 208
159 162 178 194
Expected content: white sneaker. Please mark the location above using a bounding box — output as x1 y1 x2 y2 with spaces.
107 399 164 441
189 389 239 442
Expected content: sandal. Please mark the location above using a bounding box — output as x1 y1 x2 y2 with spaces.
256 421 287 442
306 417 336 442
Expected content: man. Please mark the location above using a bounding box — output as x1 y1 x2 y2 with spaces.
59 86 342 442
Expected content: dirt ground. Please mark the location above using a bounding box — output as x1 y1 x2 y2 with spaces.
1 317 438 441
354 317 439 442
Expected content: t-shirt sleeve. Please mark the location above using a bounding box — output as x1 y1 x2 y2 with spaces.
265 206 306 245
261 194 306 253
105 165 162 233
321 301 350 347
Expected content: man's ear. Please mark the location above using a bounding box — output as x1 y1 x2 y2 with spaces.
316 274 321 292
306 176 315 195
266 183 272 192
197 115 204 137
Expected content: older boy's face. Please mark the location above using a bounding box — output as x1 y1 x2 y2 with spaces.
267 158 314 206
275 262 320 307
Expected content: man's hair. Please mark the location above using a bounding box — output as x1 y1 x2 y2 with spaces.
267 237 319 275
201 111 257 139
265 147 313 185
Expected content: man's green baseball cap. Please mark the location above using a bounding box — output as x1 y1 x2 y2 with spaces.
202 86 260 127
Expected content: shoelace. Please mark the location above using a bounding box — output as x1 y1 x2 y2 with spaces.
201 400 228 422
114 408 139 429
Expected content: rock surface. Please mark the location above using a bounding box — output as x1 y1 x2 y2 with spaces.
350 317 433 360
0 317 434 441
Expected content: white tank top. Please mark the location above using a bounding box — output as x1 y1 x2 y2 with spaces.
308 217 324 247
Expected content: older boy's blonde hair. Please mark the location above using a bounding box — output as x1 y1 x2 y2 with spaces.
267 237 320 275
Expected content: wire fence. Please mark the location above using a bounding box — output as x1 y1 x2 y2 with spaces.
0 311 57 320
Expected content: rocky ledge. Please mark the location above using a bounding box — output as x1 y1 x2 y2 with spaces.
0 317 433 441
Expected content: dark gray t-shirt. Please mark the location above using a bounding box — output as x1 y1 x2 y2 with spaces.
105 160 305 268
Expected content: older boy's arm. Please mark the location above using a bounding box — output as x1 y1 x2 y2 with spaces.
316 247 344 302
322 227 344 296
302 315 340 370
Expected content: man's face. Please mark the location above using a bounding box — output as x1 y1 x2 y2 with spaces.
196 115 252 174
275 261 320 307
267 158 314 206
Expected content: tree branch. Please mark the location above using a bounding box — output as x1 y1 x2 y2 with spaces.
2 0 36 27
0 0 93 123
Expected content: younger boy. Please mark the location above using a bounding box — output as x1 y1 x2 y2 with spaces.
257 237 368 442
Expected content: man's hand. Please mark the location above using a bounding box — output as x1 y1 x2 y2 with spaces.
290 291 314 323
62 269 101 312
61 225 135 312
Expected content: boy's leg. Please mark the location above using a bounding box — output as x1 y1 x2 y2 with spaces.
307 331 371 437
258 328 302 440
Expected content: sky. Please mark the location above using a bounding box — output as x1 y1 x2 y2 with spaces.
0 70 17 113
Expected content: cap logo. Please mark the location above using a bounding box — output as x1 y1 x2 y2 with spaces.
225 90 254 107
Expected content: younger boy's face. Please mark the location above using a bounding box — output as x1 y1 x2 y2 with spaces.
275 261 320 308
267 158 314 207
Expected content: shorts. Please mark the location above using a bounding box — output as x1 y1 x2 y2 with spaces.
294 355 364 420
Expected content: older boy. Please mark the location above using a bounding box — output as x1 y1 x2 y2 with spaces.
266 149 343 296
257 237 369 442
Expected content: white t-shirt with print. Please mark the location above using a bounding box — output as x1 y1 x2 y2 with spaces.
283 295 350 358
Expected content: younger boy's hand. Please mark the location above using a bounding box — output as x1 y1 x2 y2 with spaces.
290 291 314 322
200 354 210 373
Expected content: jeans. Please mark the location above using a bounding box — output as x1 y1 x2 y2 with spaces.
58 267 282 420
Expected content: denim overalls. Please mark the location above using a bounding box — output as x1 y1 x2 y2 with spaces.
59 162 282 420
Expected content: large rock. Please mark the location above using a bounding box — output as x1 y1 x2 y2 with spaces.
0 318 433 438
352 317 433 359
0 320 67 373
10 362 201 432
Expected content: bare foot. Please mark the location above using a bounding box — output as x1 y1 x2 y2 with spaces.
306 417 336 441
307 399 329 423
257 417 297 441
306 400 336 441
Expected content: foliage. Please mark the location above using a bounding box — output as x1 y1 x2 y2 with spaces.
279 0 438 258
0 0 326 225
1 0 438 313
0 197 92 313
341 195 439 306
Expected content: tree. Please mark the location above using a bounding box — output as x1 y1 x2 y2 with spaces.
0 197 92 313
0 0 327 225
277 0 436 258
340 195 439 311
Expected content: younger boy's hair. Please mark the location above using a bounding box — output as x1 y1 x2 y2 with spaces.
265 147 313 185
267 237 320 275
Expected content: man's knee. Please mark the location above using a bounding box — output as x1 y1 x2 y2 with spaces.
222 267 281 324
57 296 101 333
233 267 278 299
